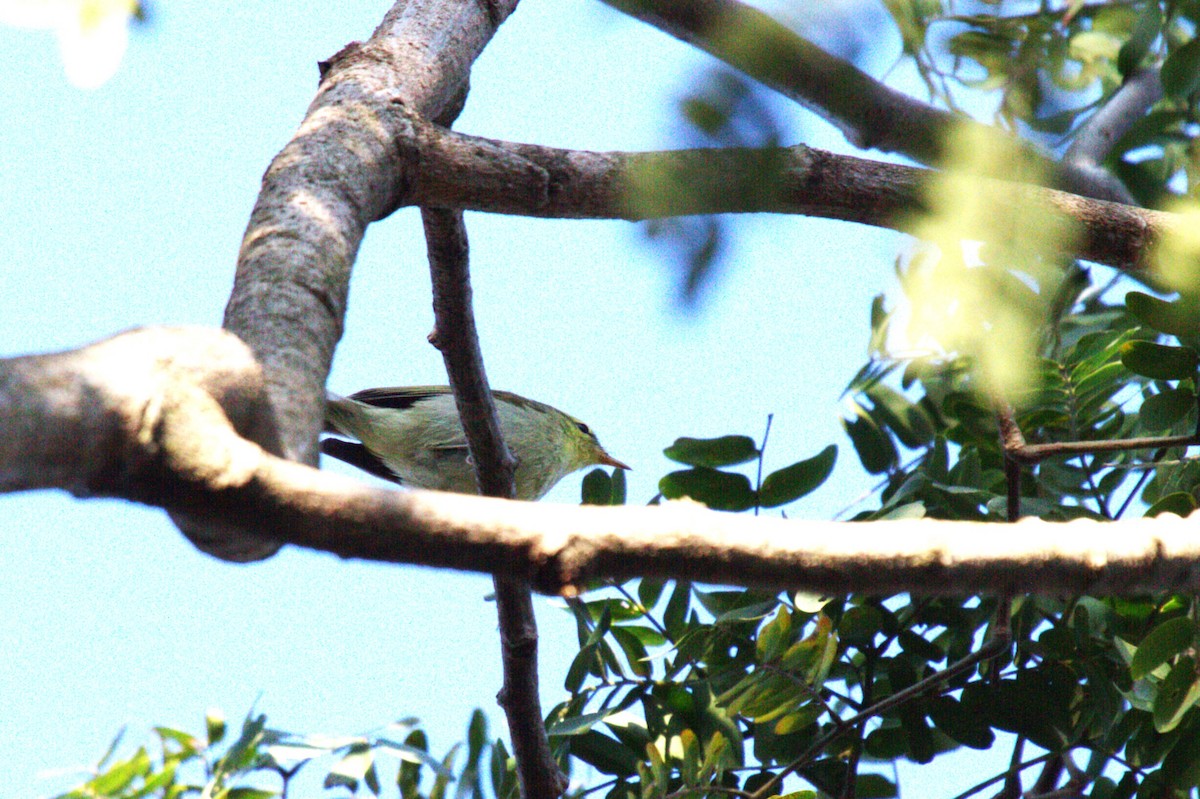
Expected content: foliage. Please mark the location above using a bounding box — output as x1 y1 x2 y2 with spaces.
49 2 1200 799
54 708 515 799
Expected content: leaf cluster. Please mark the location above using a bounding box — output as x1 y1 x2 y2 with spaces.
54 709 517 799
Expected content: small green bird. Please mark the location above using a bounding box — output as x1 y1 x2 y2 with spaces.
322 386 629 499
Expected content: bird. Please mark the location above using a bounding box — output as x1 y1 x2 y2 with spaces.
321 386 629 499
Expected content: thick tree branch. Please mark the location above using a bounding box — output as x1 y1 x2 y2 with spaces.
1064 67 1163 173
406 122 1168 275
603 0 1134 203
8 328 1200 597
211 0 520 560
423 209 565 799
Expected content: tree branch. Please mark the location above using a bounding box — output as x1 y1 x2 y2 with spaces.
1064 67 1163 173
423 208 566 799
211 0 520 560
8 328 1200 597
405 121 1167 275
603 0 1134 203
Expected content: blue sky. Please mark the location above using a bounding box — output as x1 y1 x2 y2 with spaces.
0 1 1003 796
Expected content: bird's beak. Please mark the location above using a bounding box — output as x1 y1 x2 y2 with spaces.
599 451 631 471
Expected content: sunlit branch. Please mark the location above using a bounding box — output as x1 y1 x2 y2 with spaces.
407 120 1169 276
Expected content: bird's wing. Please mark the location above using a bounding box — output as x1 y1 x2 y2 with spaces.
349 387 475 453
320 438 403 484
347 386 453 410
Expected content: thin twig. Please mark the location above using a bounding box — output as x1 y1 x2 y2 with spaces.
423 207 566 799
997 405 1025 522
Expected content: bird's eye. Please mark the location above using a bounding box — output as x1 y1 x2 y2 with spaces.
576 421 592 436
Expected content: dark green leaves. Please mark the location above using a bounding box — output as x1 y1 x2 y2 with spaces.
759 445 837 508
1131 617 1195 680
582 467 627 506
664 435 759 468
660 436 836 511
1120 341 1199 380
660 468 756 511
1125 292 1200 339
1139 388 1195 433
1163 37 1200 100
843 412 896 474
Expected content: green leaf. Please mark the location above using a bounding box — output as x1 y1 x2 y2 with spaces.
856 774 899 799
548 708 621 736
663 435 759 467
865 383 935 448
1163 37 1200 100
1126 292 1200 338
1120 341 1200 380
840 605 886 649
610 626 650 677
1140 388 1196 433
899 709 935 764
663 581 692 639
581 468 612 505
637 578 664 610
759 445 837 508
659 468 755 511
569 730 640 777
489 740 515 799
89 748 151 795
1132 617 1196 679
843 412 896 474
1163 716 1200 788
1155 655 1200 733
610 465 627 504
206 708 227 746
928 696 995 750
1146 492 1198 518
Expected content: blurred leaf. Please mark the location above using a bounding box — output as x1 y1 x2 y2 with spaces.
1139 388 1195 433
928 696 994 750
611 465 627 504
89 748 151 795
207 708 227 746
664 435 759 467
570 730 640 777
1120 341 1199 380
637 579 665 610
1155 656 1200 733
1134 617 1196 681
1162 37 1200 100
1163 716 1200 788
1146 492 1198 518
866 383 935 448
324 743 374 792
759 445 837 507
1126 292 1200 339
664 582 692 639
